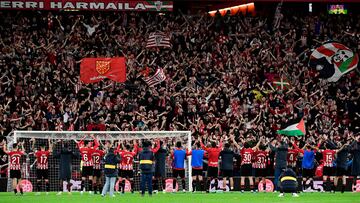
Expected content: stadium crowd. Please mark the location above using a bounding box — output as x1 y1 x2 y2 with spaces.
0 8 360 194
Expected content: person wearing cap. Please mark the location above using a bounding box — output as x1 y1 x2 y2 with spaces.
101 147 121 197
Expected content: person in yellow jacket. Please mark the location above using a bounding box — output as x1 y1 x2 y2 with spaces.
278 168 299 197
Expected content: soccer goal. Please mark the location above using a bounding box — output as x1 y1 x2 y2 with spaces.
7 130 192 193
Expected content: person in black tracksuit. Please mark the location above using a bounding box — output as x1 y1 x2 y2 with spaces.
139 141 155 196
154 141 168 193
219 143 236 191
278 168 299 197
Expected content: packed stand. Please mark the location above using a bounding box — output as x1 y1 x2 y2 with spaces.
0 9 360 193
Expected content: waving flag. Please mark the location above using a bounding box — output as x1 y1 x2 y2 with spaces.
144 68 166 87
272 76 290 90
80 57 126 84
146 32 171 48
273 1 283 30
277 118 305 137
309 42 359 82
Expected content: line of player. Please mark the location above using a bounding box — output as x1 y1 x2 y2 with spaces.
2 134 355 195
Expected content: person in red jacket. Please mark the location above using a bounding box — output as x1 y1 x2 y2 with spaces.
200 137 222 193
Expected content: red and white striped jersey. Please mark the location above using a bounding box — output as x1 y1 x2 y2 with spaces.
120 151 136 170
92 149 105 170
35 150 50 170
287 149 299 167
253 150 268 169
322 149 336 167
240 148 254 165
7 151 24 170
79 147 94 167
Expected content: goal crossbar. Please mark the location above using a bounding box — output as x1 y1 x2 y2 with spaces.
13 130 191 141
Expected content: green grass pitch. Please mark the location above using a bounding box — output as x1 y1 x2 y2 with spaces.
1 192 360 203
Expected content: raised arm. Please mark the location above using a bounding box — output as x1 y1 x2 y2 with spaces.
19 141 25 153
252 137 263 150
48 138 53 153
336 143 348 154
30 137 36 152
268 139 276 152
231 136 241 149
2 141 9 154
152 140 161 153
75 135 86 148
92 135 99 149
199 138 208 151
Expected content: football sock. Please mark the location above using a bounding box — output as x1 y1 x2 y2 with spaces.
67 182 73 192
182 179 186 190
330 181 335 192
161 179 166 191
302 180 307 191
309 180 314 190
121 180 125 193
88 180 93 191
37 181 41 192
130 181 134 192
46 182 50 192
173 179 177 190
214 179 218 190
81 180 85 191
192 180 197 192
14 189 17 194
206 179 211 192
20 188 23 194
341 184 345 193
153 179 159 191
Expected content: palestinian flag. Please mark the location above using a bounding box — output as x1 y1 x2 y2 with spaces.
277 118 305 136
309 42 359 82
272 76 290 90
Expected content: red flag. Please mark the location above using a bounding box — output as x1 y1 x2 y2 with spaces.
80 57 126 84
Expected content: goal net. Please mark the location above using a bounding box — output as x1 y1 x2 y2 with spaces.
6 130 192 193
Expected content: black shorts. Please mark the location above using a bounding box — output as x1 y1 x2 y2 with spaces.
207 167 218 178
10 170 21 179
337 167 347 176
241 164 253 177
302 168 314 178
323 166 336 176
93 169 102 178
221 170 233 178
155 166 166 178
82 166 93 177
255 168 267 177
192 168 203 176
173 169 185 178
121 170 134 179
36 169 49 179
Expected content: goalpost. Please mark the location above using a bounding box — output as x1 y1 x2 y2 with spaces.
7 130 193 192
